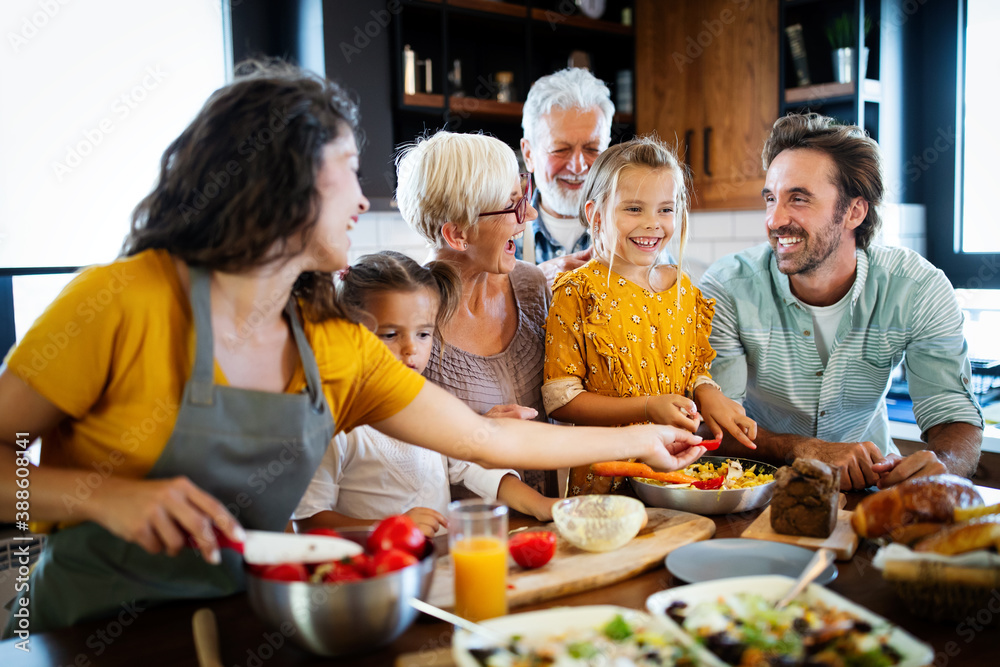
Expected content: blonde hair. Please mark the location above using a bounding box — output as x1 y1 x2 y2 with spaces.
395 132 520 249
580 135 689 302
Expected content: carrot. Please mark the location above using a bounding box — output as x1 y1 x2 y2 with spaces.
590 461 699 485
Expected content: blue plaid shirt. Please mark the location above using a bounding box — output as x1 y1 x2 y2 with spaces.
513 190 590 264
701 243 983 455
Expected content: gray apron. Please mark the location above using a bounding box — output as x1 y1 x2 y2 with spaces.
6 266 335 635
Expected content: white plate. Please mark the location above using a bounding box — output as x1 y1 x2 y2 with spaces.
646 575 934 667
666 538 838 585
452 605 711 667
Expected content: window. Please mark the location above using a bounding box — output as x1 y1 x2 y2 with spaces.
925 0 1000 290
1 0 231 349
960 0 1000 253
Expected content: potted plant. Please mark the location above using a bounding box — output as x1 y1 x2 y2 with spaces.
826 13 872 84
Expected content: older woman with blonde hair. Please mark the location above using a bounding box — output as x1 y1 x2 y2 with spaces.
396 132 556 494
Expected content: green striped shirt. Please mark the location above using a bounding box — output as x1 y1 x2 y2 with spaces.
701 243 983 455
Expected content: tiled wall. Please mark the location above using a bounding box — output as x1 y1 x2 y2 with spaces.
683 209 767 283
350 204 928 285
348 210 430 265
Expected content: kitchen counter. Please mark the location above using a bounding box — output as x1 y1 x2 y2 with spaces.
891 419 1000 453
3 489 998 666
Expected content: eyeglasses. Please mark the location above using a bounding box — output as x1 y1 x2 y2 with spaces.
478 173 533 225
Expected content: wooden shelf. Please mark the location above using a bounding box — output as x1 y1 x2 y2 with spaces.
449 96 523 118
402 92 445 109
431 0 632 32
401 94 525 120
784 78 881 105
529 8 633 35
783 0 832 7
446 0 527 18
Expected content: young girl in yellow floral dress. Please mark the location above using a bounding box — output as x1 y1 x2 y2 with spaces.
543 136 757 495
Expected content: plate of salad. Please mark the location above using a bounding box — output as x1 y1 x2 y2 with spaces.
452 605 712 667
646 575 933 667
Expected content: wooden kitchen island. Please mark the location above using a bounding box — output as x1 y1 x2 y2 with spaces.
2 491 997 666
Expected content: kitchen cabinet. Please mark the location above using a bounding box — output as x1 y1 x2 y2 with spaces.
323 1 638 202
779 0 884 141
778 0 905 199
636 0 779 211
390 1 637 176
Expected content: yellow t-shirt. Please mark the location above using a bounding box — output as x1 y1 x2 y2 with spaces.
6 249 424 487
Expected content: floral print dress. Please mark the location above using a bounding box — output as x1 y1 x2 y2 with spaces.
543 259 716 495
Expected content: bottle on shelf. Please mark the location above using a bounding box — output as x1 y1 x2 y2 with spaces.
495 72 514 103
403 45 416 96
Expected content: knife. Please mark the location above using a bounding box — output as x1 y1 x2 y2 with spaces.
190 527 364 565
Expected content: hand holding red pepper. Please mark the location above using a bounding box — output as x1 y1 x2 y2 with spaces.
693 384 757 450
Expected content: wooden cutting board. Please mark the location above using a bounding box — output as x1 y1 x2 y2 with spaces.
425 508 714 610
740 495 858 561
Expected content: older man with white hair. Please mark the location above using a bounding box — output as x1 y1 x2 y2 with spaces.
516 68 614 283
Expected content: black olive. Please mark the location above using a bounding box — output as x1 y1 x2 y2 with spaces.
852 620 873 633
793 617 811 633
705 631 746 665
666 600 688 624
883 645 904 662
468 647 499 666
804 639 831 655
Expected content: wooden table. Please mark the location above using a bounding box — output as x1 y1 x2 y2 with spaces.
3 490 998 666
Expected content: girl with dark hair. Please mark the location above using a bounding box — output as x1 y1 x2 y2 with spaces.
294 251 557 537
0 62 705 634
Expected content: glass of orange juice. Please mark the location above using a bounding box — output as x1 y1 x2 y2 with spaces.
448 499 508 622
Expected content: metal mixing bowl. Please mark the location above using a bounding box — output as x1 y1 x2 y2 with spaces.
245 527 436 657
630 456 777 515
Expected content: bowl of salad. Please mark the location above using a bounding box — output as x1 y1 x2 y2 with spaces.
630 456 777 515
452 605 711 667
645 575 933 667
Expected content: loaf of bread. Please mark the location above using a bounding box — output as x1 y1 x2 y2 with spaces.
770 458 840 538
851 474 983 539
913 515 1000 555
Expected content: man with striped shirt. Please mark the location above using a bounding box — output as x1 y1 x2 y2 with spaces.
702 113 983 491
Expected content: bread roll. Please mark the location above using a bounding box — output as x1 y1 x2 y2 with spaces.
851 474 983 539
913 515 1000 555
887 522 947 547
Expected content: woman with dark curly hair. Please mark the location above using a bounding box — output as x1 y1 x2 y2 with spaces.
0 61 706 634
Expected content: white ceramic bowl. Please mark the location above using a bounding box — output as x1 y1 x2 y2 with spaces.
551 495 646 552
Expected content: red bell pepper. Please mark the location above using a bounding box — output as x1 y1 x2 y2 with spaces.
692 475 725 490
700 436 723 451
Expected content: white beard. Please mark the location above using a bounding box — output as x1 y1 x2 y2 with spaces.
536 177 585 218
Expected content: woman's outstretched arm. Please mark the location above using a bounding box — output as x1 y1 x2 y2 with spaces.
372 380 708 472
